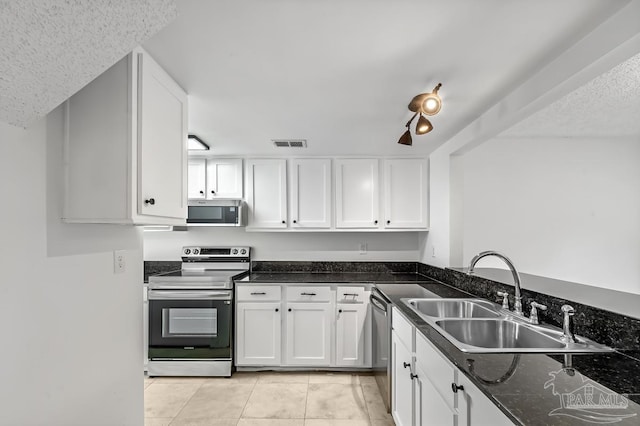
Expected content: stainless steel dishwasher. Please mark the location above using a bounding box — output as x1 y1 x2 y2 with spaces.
370 287 392 412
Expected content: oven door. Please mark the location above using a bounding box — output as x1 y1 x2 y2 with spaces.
148 290 232 360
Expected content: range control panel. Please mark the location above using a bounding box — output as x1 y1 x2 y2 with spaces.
182 246 250 258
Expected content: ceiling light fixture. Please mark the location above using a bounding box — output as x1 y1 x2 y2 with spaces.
398 83 442 145
188 134 210 150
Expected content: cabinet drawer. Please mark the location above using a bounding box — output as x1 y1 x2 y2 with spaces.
416 331 456 410
392 307 413 350
336 286 367 303
237 285 281 302
286 286 332 302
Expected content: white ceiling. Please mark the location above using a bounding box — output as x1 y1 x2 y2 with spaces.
142 0 629 156
0 0 177 128
501 51 640 139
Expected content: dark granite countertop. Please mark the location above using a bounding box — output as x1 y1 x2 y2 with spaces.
376 282 640 426
145 262 640 424
242 271 436 284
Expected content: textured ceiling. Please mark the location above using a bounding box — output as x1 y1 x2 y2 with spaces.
142 0 628 156
502 52 640 138
0 0 177 127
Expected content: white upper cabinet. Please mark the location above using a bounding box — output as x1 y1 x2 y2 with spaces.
188 158 207 199
206 158 243 199
188 158 243 200
335 159 380 229
383 159 428 229
246 159 287 228
63 47 187 225
289 159 332 228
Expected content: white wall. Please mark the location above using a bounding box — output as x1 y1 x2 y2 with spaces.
457 136 640 294
0 107 143 425
144 227 421 261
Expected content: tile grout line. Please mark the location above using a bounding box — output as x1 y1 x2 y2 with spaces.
166 379 206 425
238 375 259 421
303 374 310 422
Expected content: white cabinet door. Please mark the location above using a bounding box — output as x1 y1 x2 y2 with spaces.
457 374 514 426
236 302 282 366
290 158 332 228
392 331 414 426
384 159 428 229
64 48 187 225
335 159 380 228
246 159 288 228
335 303 368 367
206 158 243 199
188 158 207 199
414 359 456 426
285 302 332 366
138 50 188 219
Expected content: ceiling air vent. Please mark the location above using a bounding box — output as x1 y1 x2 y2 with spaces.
272 139 307 148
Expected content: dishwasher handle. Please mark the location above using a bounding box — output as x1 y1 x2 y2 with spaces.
370 293 388 314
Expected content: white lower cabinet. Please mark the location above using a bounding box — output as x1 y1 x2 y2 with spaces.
391 307 513 426
285 302 332 365
414 360 455 426
236 302 282 365
392 329 415 426
457 374 514 426
414 331 456 426
336 302 368 366
236 284 370 368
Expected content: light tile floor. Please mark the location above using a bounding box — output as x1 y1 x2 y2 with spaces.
144 372 395 426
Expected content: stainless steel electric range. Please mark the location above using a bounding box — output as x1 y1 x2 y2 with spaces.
147 246 250 377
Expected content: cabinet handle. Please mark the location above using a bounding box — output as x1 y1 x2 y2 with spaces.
144 198 155 205
293 220 297 224
275 308 279 312
282 220 286 224
342 293 358 297
211 190 215 194
300 292 316 296
386 220 390 224
338 309 343 313
374 220 378 224
403 362 410 369
410 373 418 380
250 292 266 295
451 383 464 393
288 308 292 312
199 190 204 195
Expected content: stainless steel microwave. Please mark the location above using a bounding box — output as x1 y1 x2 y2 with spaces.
187 200 246 226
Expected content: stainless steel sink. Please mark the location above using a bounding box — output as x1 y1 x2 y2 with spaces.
433 318 614 353
400 297 614 354
436 318 565 350
403 298 501 319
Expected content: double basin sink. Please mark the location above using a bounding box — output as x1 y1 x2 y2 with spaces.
402 298 613 353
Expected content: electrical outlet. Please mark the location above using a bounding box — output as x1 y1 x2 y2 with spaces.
359 243 367 255
114 250 126 274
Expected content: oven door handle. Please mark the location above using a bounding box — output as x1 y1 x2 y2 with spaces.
148 290 232 301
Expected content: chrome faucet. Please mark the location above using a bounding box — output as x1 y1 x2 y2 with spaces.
468 251 524 316
561 305 576 343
